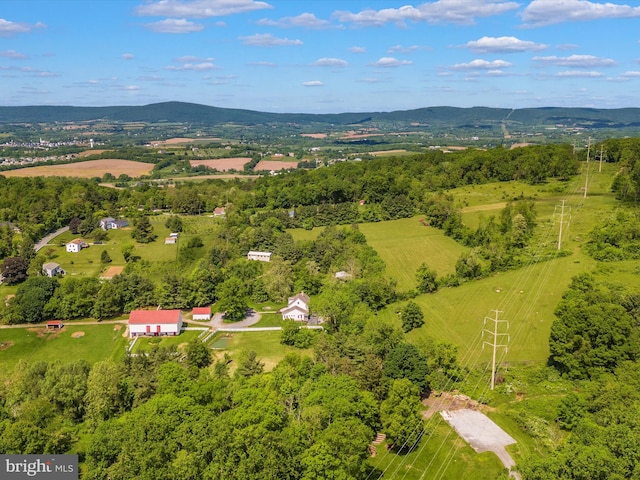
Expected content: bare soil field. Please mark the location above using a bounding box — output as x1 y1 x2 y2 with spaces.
151 137 221 146
370 149 407 156
189 157 251 171
78 149 107 157
1 159 154 178
100 266 125 279
300 133 327 139
254 160 298 171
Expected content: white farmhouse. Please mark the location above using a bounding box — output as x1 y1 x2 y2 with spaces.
66 238 86 253
192 306 212 321
128 309 183 338
280 292 310 321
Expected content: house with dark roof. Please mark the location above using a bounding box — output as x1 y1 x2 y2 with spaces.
42 262 64 277
128 309 183 338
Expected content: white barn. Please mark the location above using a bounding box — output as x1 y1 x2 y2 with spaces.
247 251 272 262
192 307 212 321
280 292 310 321
128 309 183 338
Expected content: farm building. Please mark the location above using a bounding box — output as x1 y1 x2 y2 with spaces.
46 320 63 329
192 307 212 321
335 271 352 280
128 309 183 338
165 237 177 244
247 251 272 262
42 262 64 277
100 217 129 230
66 238 86 253
280 292 310 321
213 207 226 217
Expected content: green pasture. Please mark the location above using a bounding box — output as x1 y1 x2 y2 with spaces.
368 415 506 480
0 323 128 376
359 218 468 291
208 330 313 371
131 329 202 353
379 251 597 365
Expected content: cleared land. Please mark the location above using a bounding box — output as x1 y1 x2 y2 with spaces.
0 324 128 375
359 217 468 291
189 157 250 171
254 160 298 171
1 159 154 178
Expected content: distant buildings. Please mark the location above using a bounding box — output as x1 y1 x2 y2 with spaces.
100 217 129 230
66 238 86 253
42 262 64 277
128 309 183 338
247 251 272 262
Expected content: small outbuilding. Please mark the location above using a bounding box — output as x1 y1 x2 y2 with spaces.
128 309 183 338
247 251 272 262
46 320 63 329
192 307 212 321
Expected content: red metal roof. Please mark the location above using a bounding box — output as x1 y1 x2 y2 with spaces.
46 320 63 326
128 309 181 325
192 307 211 315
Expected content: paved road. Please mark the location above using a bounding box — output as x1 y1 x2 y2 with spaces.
34 226 69 252
196 310 262 329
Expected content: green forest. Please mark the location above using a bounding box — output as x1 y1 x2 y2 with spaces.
2 138 640 479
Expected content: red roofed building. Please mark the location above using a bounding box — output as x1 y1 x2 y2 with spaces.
128 309 183 338
192 307 212 321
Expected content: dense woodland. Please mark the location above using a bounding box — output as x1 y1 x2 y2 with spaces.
2 139 640 478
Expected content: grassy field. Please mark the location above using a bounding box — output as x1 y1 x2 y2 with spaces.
131 329 202 353
0 323 128 375
359 218 469 291
368 415 506 480
208 330 313 371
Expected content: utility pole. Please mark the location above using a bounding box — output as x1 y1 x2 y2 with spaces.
554 200 571 250
583 136 591 199
599 145 604 173
483 310 509 390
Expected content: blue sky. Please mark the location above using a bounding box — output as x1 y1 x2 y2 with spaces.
1 0 640 113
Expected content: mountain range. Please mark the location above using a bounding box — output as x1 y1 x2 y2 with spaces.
1 101 640 129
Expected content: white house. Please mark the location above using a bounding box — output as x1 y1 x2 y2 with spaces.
128 309 183 338
192 306 212 321
66 238 86 253
280 292 310 321
42 262 64 277
100 217 129 230
247 251 272 262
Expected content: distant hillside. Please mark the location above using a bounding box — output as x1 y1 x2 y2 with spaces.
1 101 640 128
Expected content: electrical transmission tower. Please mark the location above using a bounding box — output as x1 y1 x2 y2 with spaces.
482 310 509 390
553 200 571 250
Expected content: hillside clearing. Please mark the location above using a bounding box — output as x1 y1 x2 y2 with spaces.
1 159 154 178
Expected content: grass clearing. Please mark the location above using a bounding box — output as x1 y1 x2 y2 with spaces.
0 324 128 376
132 329 202 353
209 330 312 371
368 415 506 480
359 218 468 291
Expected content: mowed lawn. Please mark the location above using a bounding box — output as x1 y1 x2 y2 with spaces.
359 217 468 291
380 251 598 365
0 324 129 376
209 330 313 372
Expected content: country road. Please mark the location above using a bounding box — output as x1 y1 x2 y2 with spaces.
34 226 69 252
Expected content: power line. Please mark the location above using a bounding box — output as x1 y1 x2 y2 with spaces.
554 200 571 250
482 309 509 390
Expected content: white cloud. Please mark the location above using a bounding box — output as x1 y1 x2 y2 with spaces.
145 18 204 33
533 54 616 67
136 0 272 18
176 55 214 63
0 49 28 59
314 58 348 67
240 33 302 46
451 59 512 70
0 18 45 36
303 80 324 87
620 71 640 78
464 36 547 53
166 62 217 71
522 0 640 27
256 13 332 29
350 46 366 53
122 85 141 91
333 0 520 27
388 45 428 54
556 70 603 77
121 53 135 60
371 57 413 67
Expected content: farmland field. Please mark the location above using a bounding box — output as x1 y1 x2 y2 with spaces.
0 323 128 376
189 157 250 171
1 159 154 178
254 160 298 171
359 218 469 291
